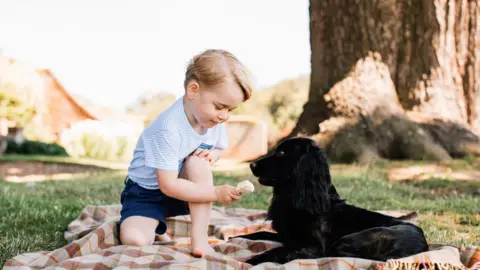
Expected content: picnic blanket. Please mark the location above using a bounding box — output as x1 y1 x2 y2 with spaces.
4 205 480 270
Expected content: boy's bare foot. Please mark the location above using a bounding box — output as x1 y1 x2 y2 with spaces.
153 234 176 245
192 245 215 258
155 234 172 241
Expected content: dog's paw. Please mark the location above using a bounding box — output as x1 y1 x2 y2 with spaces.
244 252 271 265
245 256 262 265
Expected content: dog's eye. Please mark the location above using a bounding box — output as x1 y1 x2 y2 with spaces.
276 151 285 157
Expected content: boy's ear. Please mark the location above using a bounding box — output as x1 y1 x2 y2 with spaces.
186 80 200 99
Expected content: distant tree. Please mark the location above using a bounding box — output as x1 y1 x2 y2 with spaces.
287 0 480 163
265 76 309 131
0 82 36 127
127 91 177 126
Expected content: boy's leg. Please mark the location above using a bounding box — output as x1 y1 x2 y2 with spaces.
180 156 215 257
120 216 159 246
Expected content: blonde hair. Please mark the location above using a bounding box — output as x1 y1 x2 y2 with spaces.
184 49 254 101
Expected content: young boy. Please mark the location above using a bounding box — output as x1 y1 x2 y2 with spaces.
119 49 254 257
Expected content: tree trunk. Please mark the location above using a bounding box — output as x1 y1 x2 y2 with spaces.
290 0 480 163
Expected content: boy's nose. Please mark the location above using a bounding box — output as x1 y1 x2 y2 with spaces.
219 111 229 121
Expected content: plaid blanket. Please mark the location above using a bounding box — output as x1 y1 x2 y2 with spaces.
4 205 480 270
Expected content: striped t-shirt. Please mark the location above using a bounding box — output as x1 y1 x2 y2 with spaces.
127 95 228 189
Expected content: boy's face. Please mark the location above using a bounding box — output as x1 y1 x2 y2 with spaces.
187 79 244 128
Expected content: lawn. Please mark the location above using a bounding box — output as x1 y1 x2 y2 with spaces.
1 155 479 267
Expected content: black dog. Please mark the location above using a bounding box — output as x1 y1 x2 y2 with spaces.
237 137 429 265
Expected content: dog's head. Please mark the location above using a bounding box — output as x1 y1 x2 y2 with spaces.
250 137 335 214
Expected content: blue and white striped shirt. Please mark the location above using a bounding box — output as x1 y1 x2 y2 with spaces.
127 96 228 189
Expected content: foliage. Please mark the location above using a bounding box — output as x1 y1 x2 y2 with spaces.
232 75 310 140
22 117 57 143
126 91 177 126
264 75 309 131
0 82 37 127
59 120 141 161
0 76 53 142
5 139 69 156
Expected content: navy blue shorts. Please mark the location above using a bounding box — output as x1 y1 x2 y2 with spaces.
119 177 190 235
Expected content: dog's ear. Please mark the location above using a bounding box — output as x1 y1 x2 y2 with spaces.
292 148 331 215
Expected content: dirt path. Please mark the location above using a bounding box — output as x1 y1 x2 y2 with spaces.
0 161 114 182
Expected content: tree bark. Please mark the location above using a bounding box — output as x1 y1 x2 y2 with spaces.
290 0 480 163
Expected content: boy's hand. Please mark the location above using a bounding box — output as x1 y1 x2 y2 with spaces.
214 185 241 205
190 148 221 164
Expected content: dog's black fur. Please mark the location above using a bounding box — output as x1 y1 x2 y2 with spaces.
236 137 429 265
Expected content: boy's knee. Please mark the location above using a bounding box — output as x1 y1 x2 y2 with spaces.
182 156 213 184
184 156 211 171
120 228 154 246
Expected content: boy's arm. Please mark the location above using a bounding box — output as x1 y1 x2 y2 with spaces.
157 166 239 204
156 169 218 203
144 129 223 203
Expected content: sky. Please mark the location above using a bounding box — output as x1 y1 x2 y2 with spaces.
0 0 311 109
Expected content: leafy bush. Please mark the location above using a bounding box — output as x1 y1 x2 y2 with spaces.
232 75 310 141
60 120 141 161
0 83 37 127
5 139 69 156
264 76 309 131
22 116 58 143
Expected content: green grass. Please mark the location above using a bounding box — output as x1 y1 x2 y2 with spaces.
1 158 480 267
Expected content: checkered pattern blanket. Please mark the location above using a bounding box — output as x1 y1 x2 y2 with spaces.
4 205 480 269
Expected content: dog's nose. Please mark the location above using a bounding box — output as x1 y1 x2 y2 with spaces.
250 162 257 171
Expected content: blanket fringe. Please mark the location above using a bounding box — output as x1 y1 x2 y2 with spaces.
382 261 468 270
